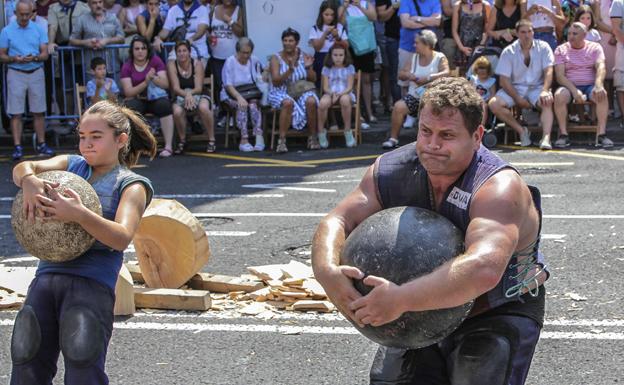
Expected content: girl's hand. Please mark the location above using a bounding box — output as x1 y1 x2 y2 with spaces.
21 176 53 223
331 93 340 105
36 183 86 224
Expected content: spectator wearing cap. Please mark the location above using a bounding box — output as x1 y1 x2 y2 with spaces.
69 0 124 75
488 19 555 149
553 22 612 148
0 0 54 161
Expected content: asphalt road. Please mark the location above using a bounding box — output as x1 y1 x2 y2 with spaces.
0 142 623 385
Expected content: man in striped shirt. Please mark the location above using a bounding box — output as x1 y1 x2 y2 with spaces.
553 21 612 148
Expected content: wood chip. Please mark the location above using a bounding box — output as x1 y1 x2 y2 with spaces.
134 288 211 311
280 260 313 280
291 300 336 313
239 302 268 315
247 264 288 281
189 273 265 293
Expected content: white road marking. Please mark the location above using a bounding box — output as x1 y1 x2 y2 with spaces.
242 185 337 193
541 194 565 198
2 256 39 263
541 234 567 240
0 319 621 339
155 194 284 199
544 215 624 219
512 162 575 167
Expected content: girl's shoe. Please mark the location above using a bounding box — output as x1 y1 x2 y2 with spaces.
239 142 254 152
318 130 329 149
344 130 356 148
254 135 265 151
159 148 173 158
174 140 186 155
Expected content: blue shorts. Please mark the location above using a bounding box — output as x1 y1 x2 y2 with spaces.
576 84 594 99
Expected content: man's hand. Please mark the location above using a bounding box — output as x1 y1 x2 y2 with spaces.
539 90 553 107
153 37 163 52
572 88 585 104
48 43 58 55
592 85 607 103
316 265 365 324
95 77 105 88
304 54 314 69
349 275 406 327
515 97 531 110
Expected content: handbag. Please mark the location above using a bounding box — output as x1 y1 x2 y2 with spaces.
234 83 263 101
346 11 377 56
287 80 316 100
147 81 168 101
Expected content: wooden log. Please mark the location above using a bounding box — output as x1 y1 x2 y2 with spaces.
114 265 135 316
134 288 211 311
188 273 265 293
124 263 144 284
133 199 210 289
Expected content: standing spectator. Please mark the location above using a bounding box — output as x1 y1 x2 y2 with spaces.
268 28 319 153
610 0 624 126
154 0 210 66
520 0 565 51
103 0 122 17
86 56 120 105
553 22 611 147
486 0 521 51
439 0 457 69
167 40 216 153
208 0 243 114
137 0 165 42
309 1 347 87
221 38 265 152
397 0 441 129
599 0 616 115
69 0 124 75
0 0 54 161
452 0 491 68
35 0 57 18
120 35 175 157
376 0 402 105
488 20 555 149
10 4 48 29
575 4 602 41
317 43 357 149
381 30 449 149
119 0 146 38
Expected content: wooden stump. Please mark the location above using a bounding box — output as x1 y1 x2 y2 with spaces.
133 199 210 289
114 265 135 316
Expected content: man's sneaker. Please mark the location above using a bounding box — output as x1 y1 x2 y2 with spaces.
520 127 531 147
344 130 356 148
382 137 399 149
403 115 415 129
554 135 570 148
36 143 55 157
12 145 23 161
596 135 614 148
361 121 370 130
539 136 552 150
318 131 329 149
276 138 288 153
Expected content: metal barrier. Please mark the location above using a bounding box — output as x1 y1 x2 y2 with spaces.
1 42 176 124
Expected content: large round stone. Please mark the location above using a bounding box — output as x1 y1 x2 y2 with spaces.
12 171 102 262
340 206 473 349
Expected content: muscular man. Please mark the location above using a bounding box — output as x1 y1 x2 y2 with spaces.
312 77 548 385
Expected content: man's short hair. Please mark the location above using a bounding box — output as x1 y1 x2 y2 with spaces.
90 56 106 70
515 19 533 31
570 21 588 33
419 77 484 135
15 0 34 11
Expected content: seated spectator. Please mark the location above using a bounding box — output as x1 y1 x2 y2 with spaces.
69 0 124 76
382 30 449 149
486 0 521 51
154 0 210 67
268 28 319 153
0 0 54 161
119 0 145 38
103 0 121 17
137 0 164 43
167 40 216 153
120 35 175 157
317 43 357 149
339 0 377 125
520 0 565 51
553 22 612 147
575 5 602 42
452 0 491 68
309 1 347 87
488 19 555 149
469 56 497 127
221 37 265 152
86 57 119 105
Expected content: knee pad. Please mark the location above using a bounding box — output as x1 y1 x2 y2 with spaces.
60 306 104 368
11 305 42 365
448 331 511 385
369 346 417 385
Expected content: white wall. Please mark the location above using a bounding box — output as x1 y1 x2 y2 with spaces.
242 0 325 65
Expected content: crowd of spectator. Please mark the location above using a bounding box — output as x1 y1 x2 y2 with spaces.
1 0 623 160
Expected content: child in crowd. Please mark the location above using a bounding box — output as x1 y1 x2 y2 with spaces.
317 43 357 148
10 100 156 384
309 1 348 87
86 57 120 106
469 56 496 127
575 5 601 42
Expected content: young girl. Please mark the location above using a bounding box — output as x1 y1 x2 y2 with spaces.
309 1 348 87
10 100 156 384
317 43 357 148
575 5 601 42
469 56 496 127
